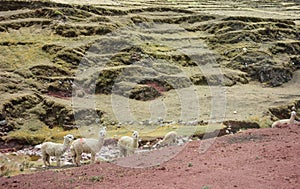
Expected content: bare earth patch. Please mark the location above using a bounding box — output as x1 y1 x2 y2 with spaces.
1 126 299 189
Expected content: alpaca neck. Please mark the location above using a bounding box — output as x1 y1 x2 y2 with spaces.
62 139 71 150
98 136 105 144
290 114 296 124
133 138 138 148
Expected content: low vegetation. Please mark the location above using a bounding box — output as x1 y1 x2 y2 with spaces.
0 0 299 180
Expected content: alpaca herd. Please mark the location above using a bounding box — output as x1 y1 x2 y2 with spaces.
38 107 299 167
40 129 178 167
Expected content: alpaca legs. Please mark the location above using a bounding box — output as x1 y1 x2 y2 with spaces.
128 149 135 157
46 155 50 166
119 148 126 157
42 154 50 166
42 155 47 166
72 154 76 165
73 149 82 166
56 155 61 167
91 152 96 163
75 154 81 166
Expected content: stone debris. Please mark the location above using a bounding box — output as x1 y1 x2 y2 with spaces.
7 136 191 166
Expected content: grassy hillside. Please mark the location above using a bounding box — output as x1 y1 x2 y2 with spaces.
0 0 299 147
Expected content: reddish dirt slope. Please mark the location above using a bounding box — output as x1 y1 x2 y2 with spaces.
1 126 299 189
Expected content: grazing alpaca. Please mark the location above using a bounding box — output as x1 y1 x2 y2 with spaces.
70 127 106 166
153 131 177 148
103 138 118 149
118 131 139 157
41 134 74 167
272 111 299 128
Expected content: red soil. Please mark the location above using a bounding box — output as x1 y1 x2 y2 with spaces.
47 91 71 99
1 126 299 189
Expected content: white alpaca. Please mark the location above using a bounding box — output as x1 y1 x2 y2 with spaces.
41 134 74 167
70 127 106 166
154 131 177 148
118 131 139 157
272 111 299 128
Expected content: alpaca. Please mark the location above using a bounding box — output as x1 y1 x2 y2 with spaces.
118 131 139 157
70 127 106 166
154 131 177 148
272 111 299 128
103 138 118 149
41 134 74 167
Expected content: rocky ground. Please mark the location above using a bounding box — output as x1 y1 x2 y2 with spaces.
0 0 300 188
0 125 299 189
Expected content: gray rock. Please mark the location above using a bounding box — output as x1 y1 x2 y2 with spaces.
0 120 7 126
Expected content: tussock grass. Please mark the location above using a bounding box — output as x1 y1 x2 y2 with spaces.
5 118 80 145
248 115 273 128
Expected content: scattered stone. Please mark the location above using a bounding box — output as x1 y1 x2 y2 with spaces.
157 166 166 170
0 120 7 126
30 168 37 171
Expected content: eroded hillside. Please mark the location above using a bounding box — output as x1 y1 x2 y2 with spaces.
0 0 300 148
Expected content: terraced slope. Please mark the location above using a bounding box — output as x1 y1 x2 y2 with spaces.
0 0 300 147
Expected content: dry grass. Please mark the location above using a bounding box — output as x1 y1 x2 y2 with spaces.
0 154 35 177
4 118 80 145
